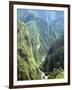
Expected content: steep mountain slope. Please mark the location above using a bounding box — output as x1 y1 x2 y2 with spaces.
39 35 64 79
17 9 64 64
26 19 48 64
17 9 64 79
17 21 42 80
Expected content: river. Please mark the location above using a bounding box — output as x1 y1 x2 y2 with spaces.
40 70 48 80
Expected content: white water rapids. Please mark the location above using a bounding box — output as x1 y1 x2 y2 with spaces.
41 71 48 80
38 64 48 80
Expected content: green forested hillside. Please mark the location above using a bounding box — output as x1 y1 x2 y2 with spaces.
39 36 64 79
17 20 64 80
17 21 42 80
17 9 64 80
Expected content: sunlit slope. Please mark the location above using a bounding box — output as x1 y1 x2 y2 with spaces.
17 21 42 80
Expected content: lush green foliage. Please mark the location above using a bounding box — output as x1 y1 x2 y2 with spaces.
48 68 64 79
17 10 64 80
39 36 64 78
17 21 42 80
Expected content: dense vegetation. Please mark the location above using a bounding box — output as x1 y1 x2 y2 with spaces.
17 21 42 80
17 9 64 80
39 36 64 78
